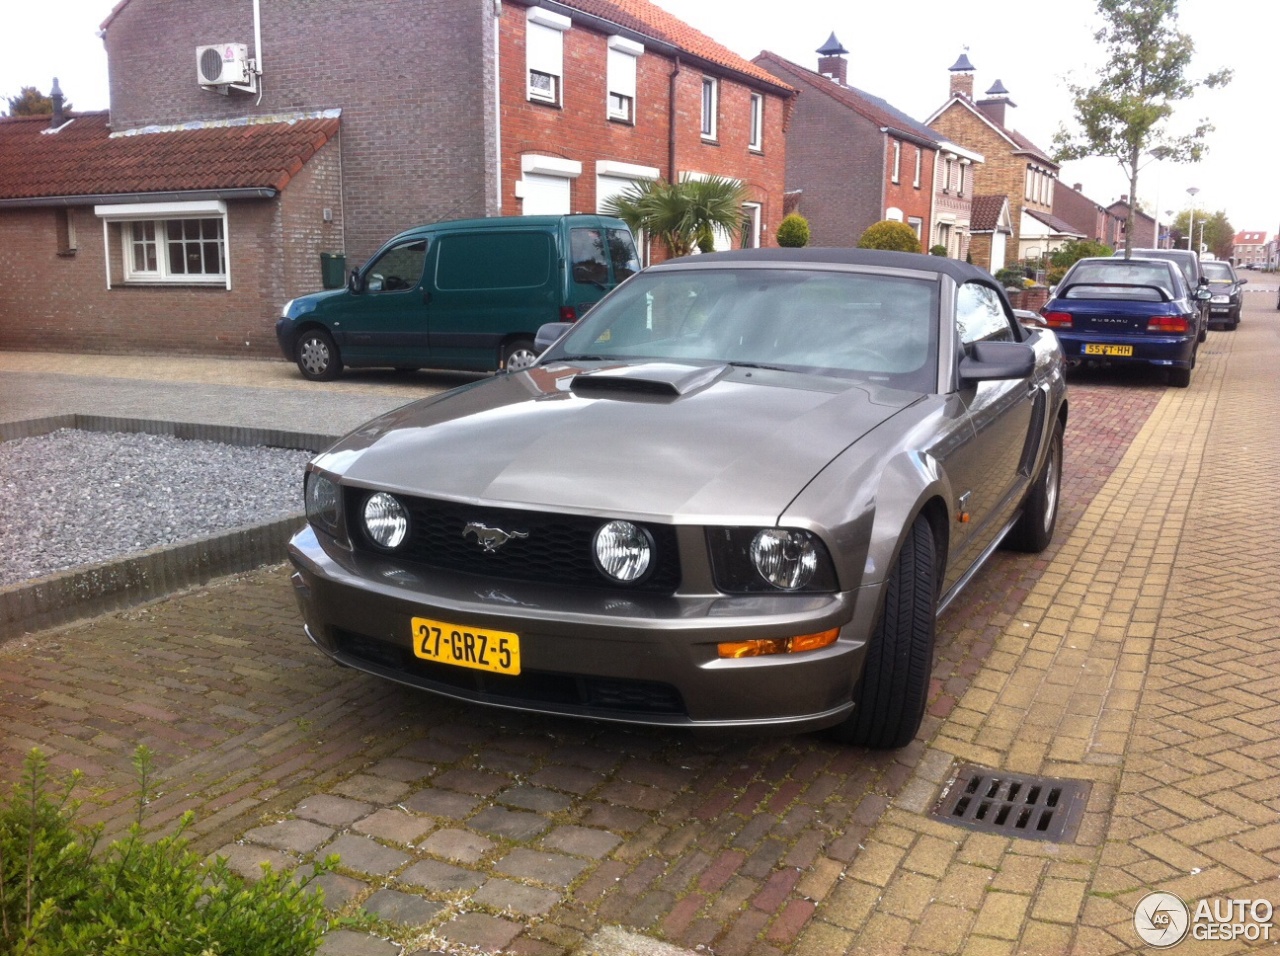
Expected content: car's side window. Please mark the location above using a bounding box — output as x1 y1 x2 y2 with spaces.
365 240 427 293
956 282 1016 348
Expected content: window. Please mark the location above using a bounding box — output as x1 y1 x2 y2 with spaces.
606 36 642 123
701 76 718 140
526 8 570 105
1025 167 1033 201
943 158 953 193
56 208 77 256
741 202 762 248
913 148 922 188
957 162 965 196
956 282 1016 347
891 142 901 184
749 93 764 151
362 239 426 293
907 216 923 239
436 233 552 291
124 218 225 283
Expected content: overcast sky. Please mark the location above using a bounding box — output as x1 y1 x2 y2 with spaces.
4 0 1271 237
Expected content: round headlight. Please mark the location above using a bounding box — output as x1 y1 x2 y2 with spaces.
750 529 819 590
363 493 409 549
593 520 653 583
305 472 339 529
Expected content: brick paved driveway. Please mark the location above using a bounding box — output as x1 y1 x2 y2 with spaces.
0 357 1169 955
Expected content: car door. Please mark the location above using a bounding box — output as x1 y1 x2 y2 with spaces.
340 238 431 365
944 281 1038 577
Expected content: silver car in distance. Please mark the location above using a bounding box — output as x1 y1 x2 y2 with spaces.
287 248 1067 748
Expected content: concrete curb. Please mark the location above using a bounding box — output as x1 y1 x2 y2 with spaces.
0 416 335 642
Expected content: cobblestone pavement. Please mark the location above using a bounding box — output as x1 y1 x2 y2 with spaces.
0 300 1276 955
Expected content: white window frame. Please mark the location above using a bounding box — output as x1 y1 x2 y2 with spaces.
748 92 764 151
607 35 643 123
741 201 762 248
913 148 922 189
891 141 901 184
957 161 966 196
526 7 571 106
701 76 719 140
94 200 230 290
907 216 924 238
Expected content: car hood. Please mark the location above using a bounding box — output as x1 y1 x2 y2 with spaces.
314 362 923 523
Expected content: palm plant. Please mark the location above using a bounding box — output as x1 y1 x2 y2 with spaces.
603 176 748 258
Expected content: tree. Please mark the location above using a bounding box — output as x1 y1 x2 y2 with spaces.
857 220 922 253
602 176 748 259
1169 207 1234 260
1047 238 1114 283
5 85 70 116
1053 0 1231 258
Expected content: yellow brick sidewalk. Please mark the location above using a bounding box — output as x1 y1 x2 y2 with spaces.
795 318 1280 954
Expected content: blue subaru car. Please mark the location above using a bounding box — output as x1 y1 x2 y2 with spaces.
1041 257 1208 388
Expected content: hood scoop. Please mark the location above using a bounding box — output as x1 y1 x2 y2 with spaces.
570 363 729 400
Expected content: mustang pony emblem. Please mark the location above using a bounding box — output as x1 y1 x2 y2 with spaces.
464 521 529 553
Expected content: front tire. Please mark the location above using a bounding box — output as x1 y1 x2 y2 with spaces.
501 338 538 371
829 517 937 750
296 329 343 381
1005 422 1062 553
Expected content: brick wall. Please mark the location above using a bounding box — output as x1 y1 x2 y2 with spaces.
497 5 788 256
0 137 342 358
105 0 498 265
882 140 936 250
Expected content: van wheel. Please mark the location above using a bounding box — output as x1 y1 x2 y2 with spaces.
828 517 937 750
502 338 538 371
296 329 343 381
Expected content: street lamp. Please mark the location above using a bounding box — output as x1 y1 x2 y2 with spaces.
1186 187 1200 253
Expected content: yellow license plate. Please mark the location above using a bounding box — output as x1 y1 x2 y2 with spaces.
1084 344 1133 356
412 617 521 675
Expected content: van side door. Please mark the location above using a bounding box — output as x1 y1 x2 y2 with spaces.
340 238 431 366
425 230 558 371
566 225 640 318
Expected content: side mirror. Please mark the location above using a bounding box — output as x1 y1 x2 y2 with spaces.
1239 278 1248 285
959 341 1036 384
347 269 363 293
535 321 574 353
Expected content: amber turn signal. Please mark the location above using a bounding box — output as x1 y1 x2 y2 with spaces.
718 628 840 659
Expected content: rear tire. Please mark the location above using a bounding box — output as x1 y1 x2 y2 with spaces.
502 338 538 371
828 517 937 750
1005 422 1062 553
296 329 343 381
1169 365 1192 388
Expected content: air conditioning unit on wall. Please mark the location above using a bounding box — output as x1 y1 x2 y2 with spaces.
196 43 254 90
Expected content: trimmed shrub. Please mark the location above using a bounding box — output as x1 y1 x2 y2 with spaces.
994 267 1026 287
775 213 811 247
857 220 922 253
930 244 948 257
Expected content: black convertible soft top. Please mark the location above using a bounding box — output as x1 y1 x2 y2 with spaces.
661 246 1001 286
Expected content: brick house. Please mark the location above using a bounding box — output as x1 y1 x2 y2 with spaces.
0 0 793 358
754 39 981 255
1054 182 1124 247
927 55 1060 270
1232 230 1268 268
1106 199 1157 249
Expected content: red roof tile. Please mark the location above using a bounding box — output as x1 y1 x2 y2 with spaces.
0 111 339 201
970 195 1009 232
557 0 792 90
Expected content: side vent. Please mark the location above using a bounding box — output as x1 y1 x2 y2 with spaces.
196 43 255 91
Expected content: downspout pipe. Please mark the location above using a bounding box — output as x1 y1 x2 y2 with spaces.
668 56 681 183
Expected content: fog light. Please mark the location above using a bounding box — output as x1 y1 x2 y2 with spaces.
718 629 839 658
593 520 653 583
363 492 408 549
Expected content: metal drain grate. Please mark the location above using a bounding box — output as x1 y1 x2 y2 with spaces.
931 764 1090 842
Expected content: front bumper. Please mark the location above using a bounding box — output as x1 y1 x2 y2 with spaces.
275 317 298 361
287 525 876 732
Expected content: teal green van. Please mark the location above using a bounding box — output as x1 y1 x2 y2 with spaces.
275 215 640 380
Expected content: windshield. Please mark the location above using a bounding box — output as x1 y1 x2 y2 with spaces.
550 267 940 391
1201 261 1234 282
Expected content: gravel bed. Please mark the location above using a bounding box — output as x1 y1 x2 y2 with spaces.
0 429 315 588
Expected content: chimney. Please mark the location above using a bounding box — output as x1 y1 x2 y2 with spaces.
50 77 65 129
976 79 1014 127
1074 183 1083 191
948 51 975 100
816 32 849 85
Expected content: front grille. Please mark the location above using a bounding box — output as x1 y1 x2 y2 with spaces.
336 630 686 716
346 491 681 593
